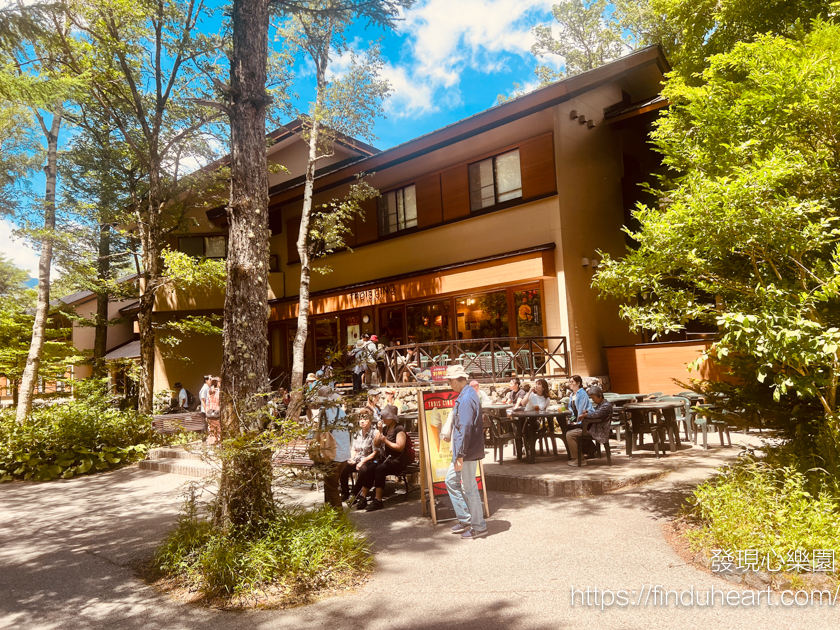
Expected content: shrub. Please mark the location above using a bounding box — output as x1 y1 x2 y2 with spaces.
154 488 373 604
0 379 159 482
684 454 840 572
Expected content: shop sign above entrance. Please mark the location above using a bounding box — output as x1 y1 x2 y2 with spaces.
346 284 397 305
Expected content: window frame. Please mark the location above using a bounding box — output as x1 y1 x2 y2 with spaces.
378 184 418 237
468 148 523 213
177 234 228 259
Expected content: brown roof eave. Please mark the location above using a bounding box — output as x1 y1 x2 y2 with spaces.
265 46 669 208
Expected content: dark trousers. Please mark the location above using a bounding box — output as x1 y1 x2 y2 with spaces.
323 461 347 508
349 460 378 494
358 457 406 490
352 371 362 393
341 460 362 495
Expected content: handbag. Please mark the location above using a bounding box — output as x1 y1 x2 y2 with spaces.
309 431 337 463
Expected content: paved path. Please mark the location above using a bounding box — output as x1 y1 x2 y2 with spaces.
1 437 835 630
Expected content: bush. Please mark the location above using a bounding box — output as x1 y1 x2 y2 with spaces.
684 454 840 572
0 379 159 482
154 489 372 605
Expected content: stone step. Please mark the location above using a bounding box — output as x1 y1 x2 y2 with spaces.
146 447 207 461
138 457 214 478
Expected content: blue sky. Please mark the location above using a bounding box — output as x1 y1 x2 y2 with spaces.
2 0 564 278
316 0 561 150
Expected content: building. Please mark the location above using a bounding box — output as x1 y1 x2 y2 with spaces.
0 279 138 406
152 47 670 392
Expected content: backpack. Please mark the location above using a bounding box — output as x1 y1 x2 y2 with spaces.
184 389 198 411
402 430 415 463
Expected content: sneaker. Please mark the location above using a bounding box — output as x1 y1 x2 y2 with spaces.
354 496 368 510
340 492 350 502
461 528 487 540
450 522 470 534
568 459 587 467
365 498 384 512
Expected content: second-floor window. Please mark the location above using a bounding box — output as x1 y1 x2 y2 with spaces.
378 185 417 236
469 149 522 212
178 235 227 259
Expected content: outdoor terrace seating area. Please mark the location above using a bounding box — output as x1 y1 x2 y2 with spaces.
381 336 570 384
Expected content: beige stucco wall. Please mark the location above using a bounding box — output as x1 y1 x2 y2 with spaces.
71 296 138 380
553 87 642 377
152 312 223 393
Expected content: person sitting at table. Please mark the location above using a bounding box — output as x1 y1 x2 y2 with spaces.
382 387 403 412
364 392 381 422
397 347 420 382
522 378 550 412
506 378 527 415
470 380 491 405
566 385 613 466
568 375 593 425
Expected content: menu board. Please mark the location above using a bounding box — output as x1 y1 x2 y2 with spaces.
418 389 489 524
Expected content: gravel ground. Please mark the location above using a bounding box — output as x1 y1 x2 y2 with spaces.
0 439 835 630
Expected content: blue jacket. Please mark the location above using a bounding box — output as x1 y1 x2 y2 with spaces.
570 388 593 420
451 385 485 462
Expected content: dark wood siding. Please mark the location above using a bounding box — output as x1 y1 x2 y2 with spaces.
268 210 283 235
415 173 442 228
519 134 557 201
355 197 379 245
440 164 470 222
286 216 300 264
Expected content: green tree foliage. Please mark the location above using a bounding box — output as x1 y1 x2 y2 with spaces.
613 0 836 81
0 255 29 296
531 0 624 81
593 21 840 472
0 102 41 215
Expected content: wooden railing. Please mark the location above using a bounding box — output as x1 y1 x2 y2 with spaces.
382 336 570 384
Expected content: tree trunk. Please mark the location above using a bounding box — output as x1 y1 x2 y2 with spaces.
215 0 273 529
135 157 165 415
16 108 61 422
287 63 328 422
92 223 111 378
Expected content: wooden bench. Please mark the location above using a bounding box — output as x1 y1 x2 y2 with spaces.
152 412 207 435
272 441 315 469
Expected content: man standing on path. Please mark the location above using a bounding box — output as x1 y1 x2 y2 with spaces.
445 365 487 539
198 375 211 414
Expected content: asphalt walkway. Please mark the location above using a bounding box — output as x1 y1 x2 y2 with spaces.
0 439 835 630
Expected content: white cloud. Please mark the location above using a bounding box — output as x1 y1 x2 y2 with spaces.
381 63 438 118
400 0 555 86
0 218 42 280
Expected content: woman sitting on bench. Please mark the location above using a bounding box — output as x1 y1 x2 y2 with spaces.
350 405 407 512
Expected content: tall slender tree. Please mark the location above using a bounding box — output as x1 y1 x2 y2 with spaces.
55 0 226 413
1 3 74 421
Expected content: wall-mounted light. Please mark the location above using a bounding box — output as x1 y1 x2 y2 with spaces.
591 259 600 269
581 257 590 267
362 314 370 324
569 109 578 120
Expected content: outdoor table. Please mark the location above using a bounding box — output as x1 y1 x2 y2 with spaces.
482 403 517 458
608 394 644 406
509 409 573 464
622 400 684 456
621 393 650 402
398 412 418 431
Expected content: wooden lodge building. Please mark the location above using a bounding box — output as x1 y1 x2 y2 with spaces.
151 47 710 394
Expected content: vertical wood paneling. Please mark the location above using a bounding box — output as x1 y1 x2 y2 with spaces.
415 173 443 228
519 134 557 201
355 197 379 245
441 164 470 221
286 216 300 264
